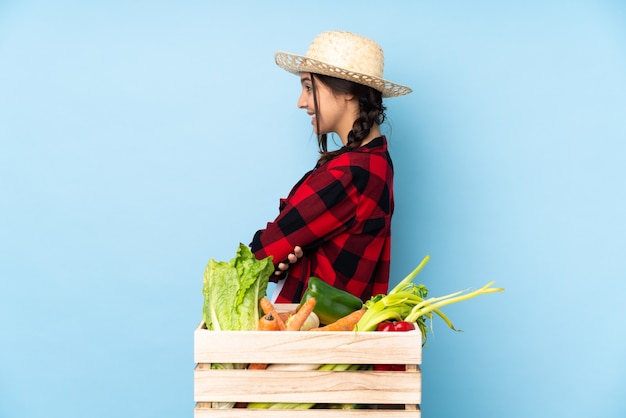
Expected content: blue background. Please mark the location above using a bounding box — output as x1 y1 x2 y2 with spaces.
1 1 625 417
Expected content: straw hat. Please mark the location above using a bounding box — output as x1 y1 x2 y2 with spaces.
275 30 412 98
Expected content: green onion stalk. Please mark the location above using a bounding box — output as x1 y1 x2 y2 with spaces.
354 255 504 345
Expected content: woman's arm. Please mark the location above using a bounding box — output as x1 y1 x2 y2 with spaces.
251 164 359 263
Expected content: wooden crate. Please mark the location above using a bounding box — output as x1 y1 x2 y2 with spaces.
194 304 422 417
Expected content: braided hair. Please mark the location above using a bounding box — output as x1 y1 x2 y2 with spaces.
311 73 387 166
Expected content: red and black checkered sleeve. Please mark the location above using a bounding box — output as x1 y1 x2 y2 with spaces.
251 160 361 265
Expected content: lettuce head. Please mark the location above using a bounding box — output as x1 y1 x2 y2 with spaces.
202 243 273 331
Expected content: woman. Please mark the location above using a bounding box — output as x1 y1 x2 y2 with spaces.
250 30 412 303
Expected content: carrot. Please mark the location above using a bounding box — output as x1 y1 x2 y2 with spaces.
310 309 366 331
259 297 287 330
247 363 268 370
286 297 316 331
248 312 281 371
258 312 280 331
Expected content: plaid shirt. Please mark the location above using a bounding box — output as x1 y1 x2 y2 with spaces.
251 136 394 303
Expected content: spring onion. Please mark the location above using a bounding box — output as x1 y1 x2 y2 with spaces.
354 255 504 345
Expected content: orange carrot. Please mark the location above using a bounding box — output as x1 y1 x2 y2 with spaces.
247 363 268 370
248 312 281 371
259 297 287 330
258 312 280 331
310 309 366 331
286 297 316 331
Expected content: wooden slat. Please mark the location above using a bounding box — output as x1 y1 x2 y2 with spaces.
194 407 421 417
194 323 422 365
194 368 421 404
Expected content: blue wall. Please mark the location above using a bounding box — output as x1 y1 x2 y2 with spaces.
1 1 624 417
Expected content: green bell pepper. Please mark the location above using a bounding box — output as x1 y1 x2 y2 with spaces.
299 277 364 325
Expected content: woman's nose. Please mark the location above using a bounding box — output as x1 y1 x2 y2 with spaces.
297 91 307 109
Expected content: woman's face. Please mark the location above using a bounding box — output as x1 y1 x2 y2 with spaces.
298 72 355 144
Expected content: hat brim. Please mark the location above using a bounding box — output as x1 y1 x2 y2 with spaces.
275 51 412 98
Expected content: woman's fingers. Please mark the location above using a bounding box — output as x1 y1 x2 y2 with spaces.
287 246 303 264
275 246 303 274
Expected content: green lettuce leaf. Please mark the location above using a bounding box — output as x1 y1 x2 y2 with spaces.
202 243 273 331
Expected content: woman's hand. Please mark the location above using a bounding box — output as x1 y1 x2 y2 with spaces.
275 246 303 276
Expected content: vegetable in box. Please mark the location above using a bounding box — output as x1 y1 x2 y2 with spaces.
202 243 274 332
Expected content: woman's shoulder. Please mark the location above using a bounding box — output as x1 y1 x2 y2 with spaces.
318 146 391 193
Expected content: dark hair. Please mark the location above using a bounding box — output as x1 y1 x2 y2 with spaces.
311 73 387 166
